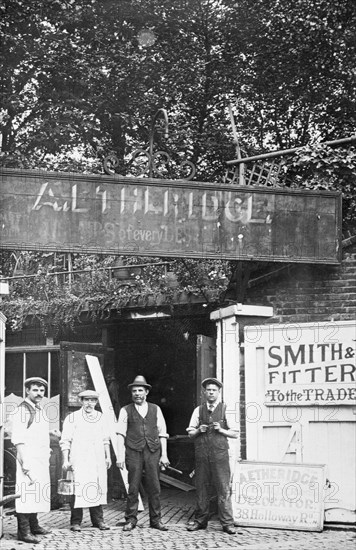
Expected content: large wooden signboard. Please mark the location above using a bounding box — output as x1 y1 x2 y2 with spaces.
232 461 326 531
0 168 342 263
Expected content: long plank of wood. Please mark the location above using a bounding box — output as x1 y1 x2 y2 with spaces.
85 354 144 511
159 473 195 491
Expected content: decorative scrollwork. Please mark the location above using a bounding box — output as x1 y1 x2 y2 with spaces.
179 159 196 181
103 149 197 181
103 154 120 176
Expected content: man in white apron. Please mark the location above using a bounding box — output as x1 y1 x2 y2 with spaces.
60 390 111 531
11 377 52 544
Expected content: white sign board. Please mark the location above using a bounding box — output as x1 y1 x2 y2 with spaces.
260 322 356 406
232 461 326 531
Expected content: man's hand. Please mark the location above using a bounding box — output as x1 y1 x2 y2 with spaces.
105 457 112 469
21 463 30 475
213 421 222 432
22 469 36 485
116 461 125 470
62 459 72 472
159 455 170 469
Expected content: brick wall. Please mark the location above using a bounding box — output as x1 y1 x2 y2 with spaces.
238 242 356 459
245 242 356 324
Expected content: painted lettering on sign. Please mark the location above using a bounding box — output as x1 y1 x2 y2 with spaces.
264 324 356 406
232 461 326 532
0 168 342 263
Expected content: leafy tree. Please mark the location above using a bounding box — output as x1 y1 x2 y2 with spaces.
2 0 354 175
1 0 355 332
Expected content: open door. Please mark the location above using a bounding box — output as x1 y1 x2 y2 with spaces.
0 313 6 537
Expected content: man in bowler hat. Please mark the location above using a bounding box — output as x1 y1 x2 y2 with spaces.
116 375 170 531
186 378 238 535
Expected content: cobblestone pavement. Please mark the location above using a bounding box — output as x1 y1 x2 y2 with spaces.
1 488 355 550
1 521 355 550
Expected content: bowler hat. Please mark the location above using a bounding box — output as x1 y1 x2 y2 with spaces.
127 375 152 390
78 390 99 399
24 377 48 388
202 377 223 389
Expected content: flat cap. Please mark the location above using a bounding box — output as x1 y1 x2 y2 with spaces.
127 375 152 390
202 377 223 389
78 390 99 399
24 377 48 388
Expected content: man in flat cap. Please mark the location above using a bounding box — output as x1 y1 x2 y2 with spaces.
60 389 111 532
186 378 238 535
116 375 170 531
10 377 54 543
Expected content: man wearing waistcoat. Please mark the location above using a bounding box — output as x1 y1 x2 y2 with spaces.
116 375 170 531
186 378 238 535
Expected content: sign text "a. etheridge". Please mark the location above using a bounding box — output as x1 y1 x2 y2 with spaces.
0 168 342 263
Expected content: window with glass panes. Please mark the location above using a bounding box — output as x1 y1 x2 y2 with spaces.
5 348 60 398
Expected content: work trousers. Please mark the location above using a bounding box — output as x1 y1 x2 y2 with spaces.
70 500 104 526
17 512 42 536
194 448 234 528
125 445 161 526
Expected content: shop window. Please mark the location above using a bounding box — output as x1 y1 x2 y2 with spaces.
4 353 23 396
26 351 49 381
5 350 60 398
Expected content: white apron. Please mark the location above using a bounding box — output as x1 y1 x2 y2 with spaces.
11 402 51 513
60 409 109 508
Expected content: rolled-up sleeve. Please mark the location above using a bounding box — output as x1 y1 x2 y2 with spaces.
59 414 75 452
116 407 128 438
157 407 169 438
186 406 200 433
225 404 240 432
10 408 28 446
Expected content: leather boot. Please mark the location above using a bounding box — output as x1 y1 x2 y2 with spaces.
17 513 40 544
29 513 52 535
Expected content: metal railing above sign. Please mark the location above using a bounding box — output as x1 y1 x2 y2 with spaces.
0 168 342 264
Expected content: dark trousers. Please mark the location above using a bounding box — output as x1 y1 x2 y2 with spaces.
194 449 234 528
70 497 103 526
125 445 161 526
17 513 41 536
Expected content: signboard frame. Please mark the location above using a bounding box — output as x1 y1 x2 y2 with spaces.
251 320 356 407
0 167 342 264
232 460 326 532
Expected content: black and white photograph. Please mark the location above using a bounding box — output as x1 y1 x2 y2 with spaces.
0 1 355 549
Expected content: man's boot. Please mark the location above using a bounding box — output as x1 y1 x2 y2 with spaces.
29 513 52 535
17 513 40 544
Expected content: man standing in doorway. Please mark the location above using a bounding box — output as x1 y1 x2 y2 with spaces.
11 377 53 544
60 390 111 532
116 375 170 531
186 378 238 535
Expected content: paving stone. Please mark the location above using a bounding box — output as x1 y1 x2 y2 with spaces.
1 489 355 550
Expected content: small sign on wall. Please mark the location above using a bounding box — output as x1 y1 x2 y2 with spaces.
232 461 326 532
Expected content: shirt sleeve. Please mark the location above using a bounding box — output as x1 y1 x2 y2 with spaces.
10 407 28 446
100 414 111 444
116 407 128 437
59 413 75 452
186 406 200 432
225 404 240 432
157 406 169 438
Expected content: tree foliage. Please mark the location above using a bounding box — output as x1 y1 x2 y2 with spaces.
1 0 355 332
1 0 355 173
0 252 230 335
